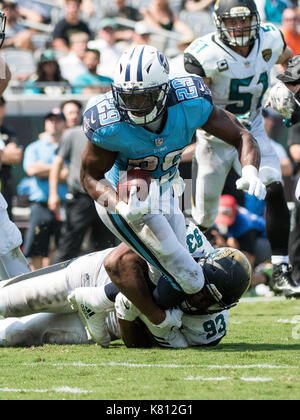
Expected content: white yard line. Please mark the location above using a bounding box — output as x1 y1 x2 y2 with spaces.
0 386 91 394
241 377 273 382
185 376 274 382
23 362 297 369
185 376 229 381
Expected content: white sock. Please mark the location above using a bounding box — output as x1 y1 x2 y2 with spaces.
271 255 289 266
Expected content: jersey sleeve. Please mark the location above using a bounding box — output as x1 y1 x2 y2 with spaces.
260 24 286 66
83 94 122 152
186 221 214 255
169 74 213 128
182 310 229 346
184 35 218 80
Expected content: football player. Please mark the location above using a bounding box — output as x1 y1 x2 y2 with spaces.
267 54 300 124
0 229 251 348
80 44 264 311
0 11 30 279
184 0 295 295
266 55 300 299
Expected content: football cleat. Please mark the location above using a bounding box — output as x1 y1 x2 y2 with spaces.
269 263 298 297
282 285 300 299
68 289 111 348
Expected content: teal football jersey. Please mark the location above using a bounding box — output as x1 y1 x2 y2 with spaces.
83 74 213 189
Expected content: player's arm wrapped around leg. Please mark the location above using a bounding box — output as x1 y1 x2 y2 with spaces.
115 293 187 348
236 165 266 200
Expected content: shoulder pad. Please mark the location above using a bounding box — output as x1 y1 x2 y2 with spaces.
83 94 121 141
184 34 213 60
168 75 212 106
259 24 285 57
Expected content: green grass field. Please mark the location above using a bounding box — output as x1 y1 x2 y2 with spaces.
1 296 300 400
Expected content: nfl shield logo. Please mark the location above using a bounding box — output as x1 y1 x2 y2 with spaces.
155 138 164 147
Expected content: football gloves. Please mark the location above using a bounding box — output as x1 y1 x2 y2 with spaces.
236 165 266 200
115 181 160 222
266 82 295 119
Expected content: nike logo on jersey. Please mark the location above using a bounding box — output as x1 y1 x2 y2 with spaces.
91 112 96 124
123 300 130 310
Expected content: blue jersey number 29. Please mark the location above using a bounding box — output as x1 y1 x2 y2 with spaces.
172 77 199 101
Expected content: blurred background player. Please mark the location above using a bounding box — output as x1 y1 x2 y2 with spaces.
266 55 300 296
184 0 295 296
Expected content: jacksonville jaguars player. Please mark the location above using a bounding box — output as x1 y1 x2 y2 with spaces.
80 44 264 310
0 229 251 348
184 0 295 296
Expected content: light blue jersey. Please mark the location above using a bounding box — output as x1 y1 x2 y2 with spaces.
83 75 213 189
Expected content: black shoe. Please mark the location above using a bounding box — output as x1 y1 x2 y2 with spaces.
283 285 300 299
269 263 297 296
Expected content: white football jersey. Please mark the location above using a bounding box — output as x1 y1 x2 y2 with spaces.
138 309 229 348
185 24 285 128
181 310 229 346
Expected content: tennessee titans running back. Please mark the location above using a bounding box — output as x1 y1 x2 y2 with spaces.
80 44 263 302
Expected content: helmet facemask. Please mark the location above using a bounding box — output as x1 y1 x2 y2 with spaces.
112 82 169 125
214 7 260 47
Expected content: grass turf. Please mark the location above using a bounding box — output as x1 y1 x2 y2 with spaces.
0 297 300 400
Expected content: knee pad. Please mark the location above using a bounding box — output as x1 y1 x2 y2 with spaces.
259 166 282 186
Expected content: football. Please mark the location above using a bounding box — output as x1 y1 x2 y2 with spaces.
117 168 153 203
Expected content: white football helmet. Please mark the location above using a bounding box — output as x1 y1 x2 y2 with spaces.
112 45 170 125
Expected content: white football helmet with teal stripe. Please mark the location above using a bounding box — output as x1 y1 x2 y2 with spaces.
112 45 170 125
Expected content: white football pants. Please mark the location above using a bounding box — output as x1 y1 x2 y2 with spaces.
95 190 204 294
